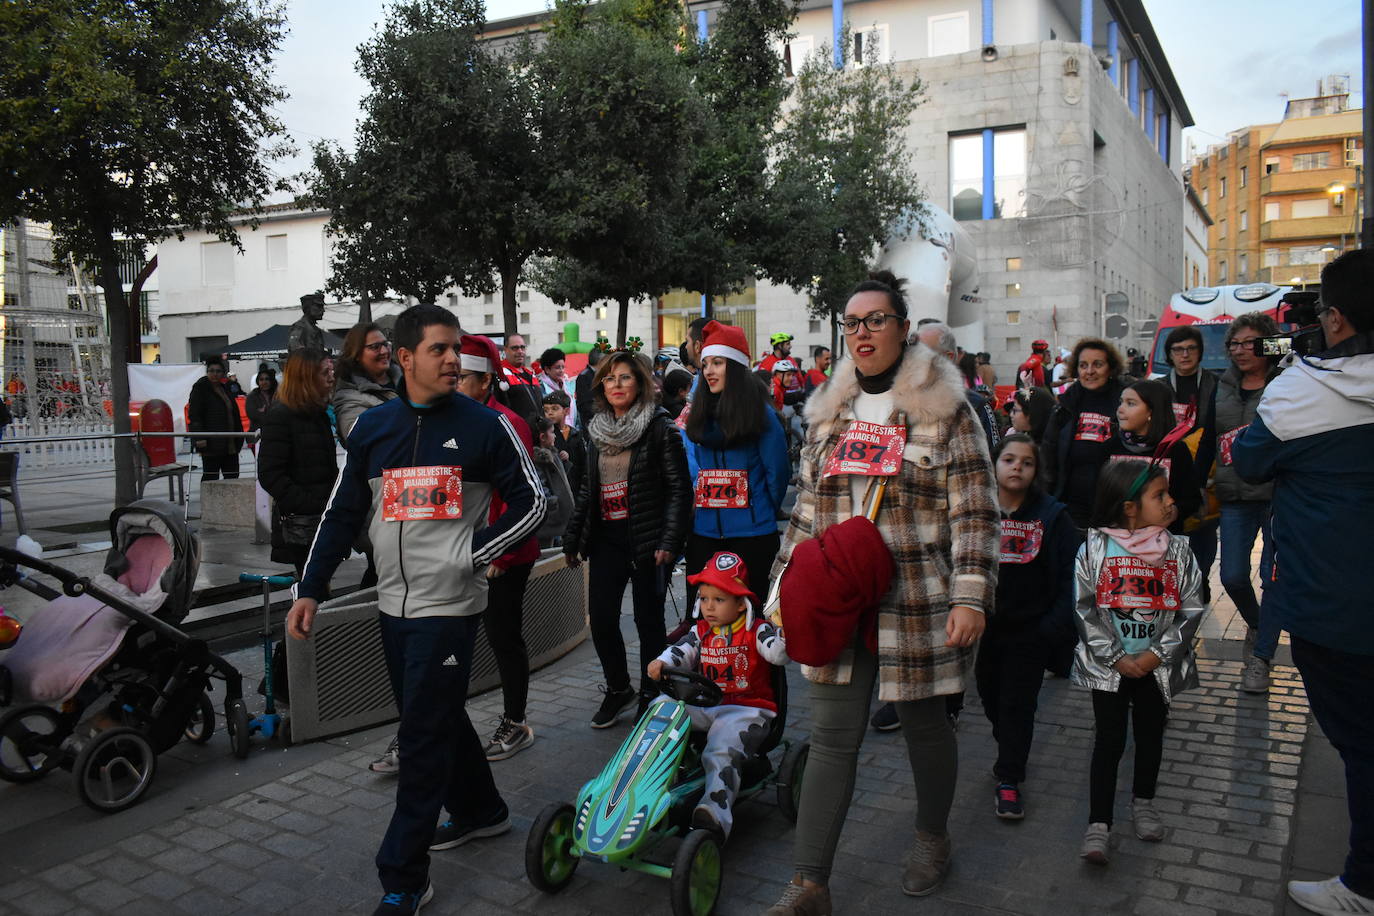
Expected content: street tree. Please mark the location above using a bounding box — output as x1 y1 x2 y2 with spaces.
757 36 927 323
308 0 552 336
0 0 292 505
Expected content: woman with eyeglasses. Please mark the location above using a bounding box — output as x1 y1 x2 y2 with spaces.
1199 312 1283 694
563 349 692 729
1040 337 1127 528
763 271 997 915
1159 325 1221 599
333 323 400 445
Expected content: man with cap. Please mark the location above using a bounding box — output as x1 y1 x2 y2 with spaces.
646 550 789 839
757 332 795 372
1017 340 1052 389
285 305 546 916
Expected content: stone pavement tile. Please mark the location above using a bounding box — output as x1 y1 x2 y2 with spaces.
129 869 196 901
69 878 141 911
35 862 97 890
89 854 154 885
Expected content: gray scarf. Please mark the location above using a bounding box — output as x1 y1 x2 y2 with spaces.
588 400 655 455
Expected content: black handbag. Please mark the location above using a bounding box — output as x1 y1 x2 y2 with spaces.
280 512 322 547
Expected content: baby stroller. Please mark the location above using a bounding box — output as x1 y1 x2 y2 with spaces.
0 499 249 812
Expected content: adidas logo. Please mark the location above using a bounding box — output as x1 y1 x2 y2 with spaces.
442 654 459 667
442 438 459 450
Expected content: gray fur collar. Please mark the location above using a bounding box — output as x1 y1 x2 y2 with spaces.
803 344 968 437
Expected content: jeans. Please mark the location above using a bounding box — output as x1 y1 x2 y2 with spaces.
587 542 668 694
974 621 1053 785
374 614 503 893
1291 636 1374 897
1219 501 1276 658
1187 516 1219 584
794 640 957 883
481 562 534 722
1088 676 1167 826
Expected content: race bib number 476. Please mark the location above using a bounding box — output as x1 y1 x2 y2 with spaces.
822 421 907 478
382 466 462 521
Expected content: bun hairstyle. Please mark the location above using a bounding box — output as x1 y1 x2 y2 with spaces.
848 269 910 319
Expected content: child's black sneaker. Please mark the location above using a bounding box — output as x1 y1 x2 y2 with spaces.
372 882 432 915
994 783 1024 820
869 702 900 732
430 803 511 850
590 685 637 728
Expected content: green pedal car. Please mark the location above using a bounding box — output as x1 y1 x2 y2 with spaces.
525 666 809 916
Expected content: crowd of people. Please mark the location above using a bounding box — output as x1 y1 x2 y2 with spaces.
173 252 1372 916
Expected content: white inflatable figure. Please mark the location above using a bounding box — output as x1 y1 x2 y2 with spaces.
875 204 984 352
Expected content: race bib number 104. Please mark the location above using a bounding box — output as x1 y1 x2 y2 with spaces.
382 466 463 521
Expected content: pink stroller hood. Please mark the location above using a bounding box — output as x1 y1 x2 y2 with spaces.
118 535 173 596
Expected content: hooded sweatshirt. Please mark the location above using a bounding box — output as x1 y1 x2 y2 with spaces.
1231 335 1374 654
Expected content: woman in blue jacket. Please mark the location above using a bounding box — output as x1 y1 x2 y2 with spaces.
682 320 791 604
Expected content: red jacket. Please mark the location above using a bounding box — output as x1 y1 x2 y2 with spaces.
1017 357 1046 388
488 399 540 570
694 617 778 712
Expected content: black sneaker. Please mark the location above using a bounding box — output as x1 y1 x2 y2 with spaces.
995 783 1024 820
590 685 637 729
373 883 433 915
430 803 511 851
870 702 900 732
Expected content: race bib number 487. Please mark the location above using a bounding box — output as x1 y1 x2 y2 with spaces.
822 421 907 478
382 466 462 521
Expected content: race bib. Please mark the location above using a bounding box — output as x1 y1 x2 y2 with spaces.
999 519 1044 565
822 421 907 477
382 466 462 522
600 479 629 521
1218 426 1245 466
695 469 749 509
1108 454 1172 481
1095 555 1180 610
1074 412 1113 443
1171 401 1194 427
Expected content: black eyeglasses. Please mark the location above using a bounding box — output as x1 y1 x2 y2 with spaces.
1168 344 1199 354
839 313 901 335
363 341 391 352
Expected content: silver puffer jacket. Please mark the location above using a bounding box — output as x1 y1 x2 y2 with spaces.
1070 529 1203 703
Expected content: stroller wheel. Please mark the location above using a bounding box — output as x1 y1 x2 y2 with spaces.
183 692 215 745
670 828 722 916
74 727 157 812
0 705 65 783
225 698 251 759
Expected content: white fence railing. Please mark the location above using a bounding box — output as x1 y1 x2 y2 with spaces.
3 419 117 469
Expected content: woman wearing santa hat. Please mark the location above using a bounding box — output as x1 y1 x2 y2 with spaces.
763 270 998 915
563 347 692 729
682 320 791 605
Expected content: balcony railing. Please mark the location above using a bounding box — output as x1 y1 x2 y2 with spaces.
1260 215 1356 241
1259 166 1358 196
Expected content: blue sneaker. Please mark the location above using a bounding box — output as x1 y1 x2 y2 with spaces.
372 882 432 915
430 803 511 850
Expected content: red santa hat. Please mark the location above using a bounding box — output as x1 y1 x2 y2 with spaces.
459 335 509 391
699 320 751 368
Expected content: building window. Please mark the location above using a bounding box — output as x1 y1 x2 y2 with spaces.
1346 137 1362 167
1219 260 1228 283
1264 202 1281 222
447 292 457 307
201 241 233 286
1292 151 1332 171
557 309 568 322
1005 283 1022 297
1292 198 1330 219
1220 177 1227 198
784 35 814 78
1218 218 1227 237
1006 257 1022 270
266 234 288 271
483 313 494 325
1263 248 1280 268
928 12 969 57
1005 311 1021 325
1239 211 1248 231
520 311 531 324
596 306 607 320
519 289 530 302
949 127 1027 221
1239 166 1247 188
1239 254 1248 277
1201 188 1209 206
483 292 494 304
1265 157 1280 175
1006 336 1021 351
809 319 821 333
852 24 889 67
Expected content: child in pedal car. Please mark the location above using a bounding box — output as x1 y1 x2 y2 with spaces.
647 550 789 840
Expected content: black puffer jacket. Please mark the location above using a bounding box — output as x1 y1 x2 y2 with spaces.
188 376 243 457
258 401 338 564
564 407 691 567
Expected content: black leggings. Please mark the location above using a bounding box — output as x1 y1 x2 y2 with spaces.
974 622 1052 785
1089 676 1167 825
480 562 534 722
588 542 667 694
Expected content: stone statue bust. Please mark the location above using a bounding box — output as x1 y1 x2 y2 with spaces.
288 292 327 354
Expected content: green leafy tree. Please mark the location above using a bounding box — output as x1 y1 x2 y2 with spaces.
0 0 291 504
757 37 927 321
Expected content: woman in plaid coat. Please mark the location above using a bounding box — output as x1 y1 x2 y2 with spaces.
763 272 999 916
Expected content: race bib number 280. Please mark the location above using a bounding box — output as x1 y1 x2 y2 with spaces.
382 466 462 521
822 421 907 478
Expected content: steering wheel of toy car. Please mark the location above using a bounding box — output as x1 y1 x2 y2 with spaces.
658 667 724 708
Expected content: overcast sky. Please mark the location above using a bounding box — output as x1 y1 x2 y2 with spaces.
266 0 1363 186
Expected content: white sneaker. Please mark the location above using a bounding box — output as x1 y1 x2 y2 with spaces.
483 717 534 761
1079 822 1110 865
1288 877 1374 916
369 735 400 775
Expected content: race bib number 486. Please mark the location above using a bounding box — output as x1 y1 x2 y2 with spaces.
382 466 462 521
600 479 629 521
822 421 907 478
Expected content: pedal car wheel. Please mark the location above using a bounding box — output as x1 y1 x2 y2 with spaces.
671 828 722 916
776 740 810 824
525 802 580 893
0 705 64 783
74 727 157 812
225 699 251 759
183 692 215 744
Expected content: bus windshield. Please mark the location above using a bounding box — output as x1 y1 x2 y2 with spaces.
1151 323 1233 374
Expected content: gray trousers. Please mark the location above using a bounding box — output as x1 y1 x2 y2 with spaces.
794 641 958 883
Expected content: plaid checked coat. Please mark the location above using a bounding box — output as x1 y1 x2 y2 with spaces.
767 344 999 701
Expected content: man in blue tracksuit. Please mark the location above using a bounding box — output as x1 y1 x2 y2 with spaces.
1232 249 1374 916
287 305 545 915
